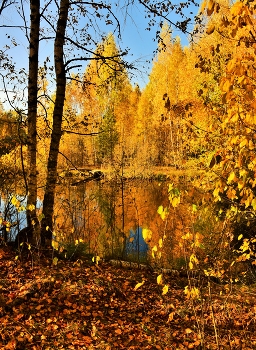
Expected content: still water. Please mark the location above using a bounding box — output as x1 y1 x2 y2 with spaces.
53 178 191 265
1 178 200 266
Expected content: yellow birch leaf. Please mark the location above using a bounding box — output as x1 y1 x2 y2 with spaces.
53 257 58 266
245 196 251 208
157 274 163 285
238 234 243 240
240 139 248 148
230 1 243 16
226 59 236 73
227 171 236 184
171 196 180 208
134 280 145 291
27 204 35 211
237 181 244 190
159 238 163 248
142 228 152 242
230 113 239 123
249 140 254 150
162 285 169 295
222 79 232 92
92 256 100 265
157 205 169 220
152 245 157 259
206 23 215 35
11 196 20 208
52 240 59 250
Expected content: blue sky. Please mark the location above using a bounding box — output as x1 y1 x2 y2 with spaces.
115 2 198 86
0 0 199 109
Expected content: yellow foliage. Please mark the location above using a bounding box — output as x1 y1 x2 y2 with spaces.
92 256 100 265
226 59 237 73
27 204 35 211
52 257 58 266
52 240 59 250
162 285 169 295
171 196 180 208
230 1 243 16
142 228 153 242
11 196 20 208
157 274 163 285
152 245 158 259
226 188 238 200
221 79 232 93
189 253 199 269
184 286 200 299
206 23 215 35
134 280 145 291
207 0 215 16
157 206 169 220
251 198 256 210
239 138 248 149
227 171 236 184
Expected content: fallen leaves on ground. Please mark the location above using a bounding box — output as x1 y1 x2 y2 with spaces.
0 247 256 349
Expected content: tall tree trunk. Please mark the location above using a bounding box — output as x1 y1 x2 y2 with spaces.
27 0 40 235
41 0 69 243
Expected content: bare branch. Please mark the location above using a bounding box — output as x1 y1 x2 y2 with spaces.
0 0 16 16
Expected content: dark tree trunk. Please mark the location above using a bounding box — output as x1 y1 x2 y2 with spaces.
41 0 69 243
27 0 40 237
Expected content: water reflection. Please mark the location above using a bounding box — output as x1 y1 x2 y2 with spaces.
54 179 184 265
0 194 43 242
0 178 194 267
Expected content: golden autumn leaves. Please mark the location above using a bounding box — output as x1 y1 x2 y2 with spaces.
203 0 254 37
134 276 169 295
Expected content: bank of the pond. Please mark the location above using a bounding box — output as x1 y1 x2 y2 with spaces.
59 165 205 185
0 247 256 349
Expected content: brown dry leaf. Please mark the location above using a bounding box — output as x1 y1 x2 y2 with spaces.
167 312 175 322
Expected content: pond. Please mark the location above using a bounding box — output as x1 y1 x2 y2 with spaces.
53 178 196 266
1 176 212 268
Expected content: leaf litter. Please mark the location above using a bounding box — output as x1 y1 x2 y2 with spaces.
0 247 256 349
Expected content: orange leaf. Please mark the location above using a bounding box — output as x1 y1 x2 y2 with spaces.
83 336 92 344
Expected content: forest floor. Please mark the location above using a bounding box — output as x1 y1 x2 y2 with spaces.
0 247 256 350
